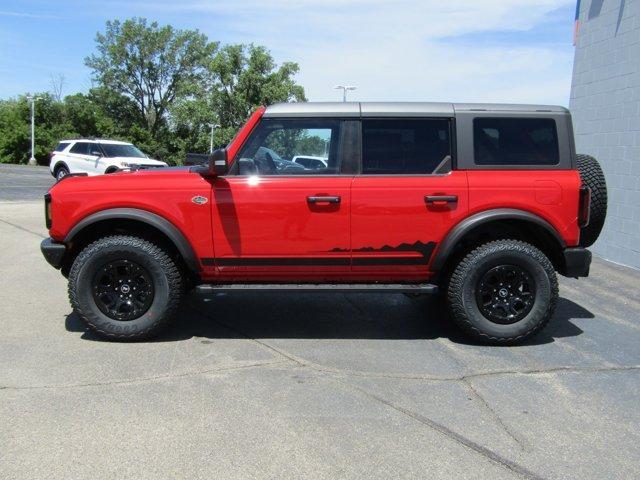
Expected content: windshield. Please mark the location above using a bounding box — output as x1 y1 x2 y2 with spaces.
100 143 147 158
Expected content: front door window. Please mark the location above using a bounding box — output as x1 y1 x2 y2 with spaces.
235 119 340 176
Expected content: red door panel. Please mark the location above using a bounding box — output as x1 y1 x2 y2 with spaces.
211 176 352 280
350 172 469 280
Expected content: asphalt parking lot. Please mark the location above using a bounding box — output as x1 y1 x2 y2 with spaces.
1 165 639 479
0 163 55 201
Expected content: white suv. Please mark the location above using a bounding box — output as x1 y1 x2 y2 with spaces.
49 139 168 180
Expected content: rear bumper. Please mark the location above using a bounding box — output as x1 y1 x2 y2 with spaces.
562 247 592 278
40 238 66 269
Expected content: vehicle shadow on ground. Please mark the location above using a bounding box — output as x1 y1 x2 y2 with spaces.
65 294 592 346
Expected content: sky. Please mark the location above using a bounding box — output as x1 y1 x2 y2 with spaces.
0 0 578 105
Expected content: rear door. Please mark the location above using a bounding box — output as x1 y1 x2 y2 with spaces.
350 117 469 281
86 142 105 174
210 118 356 281
67 141 91 173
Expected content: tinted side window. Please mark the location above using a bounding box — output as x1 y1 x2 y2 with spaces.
236 119 341 175
361 119 451 174
54 142 70 152
87 143 103 156
474 118 559 166
69 142 89 154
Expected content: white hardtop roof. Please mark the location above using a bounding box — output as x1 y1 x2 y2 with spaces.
59 139 133 145
263 102 569 118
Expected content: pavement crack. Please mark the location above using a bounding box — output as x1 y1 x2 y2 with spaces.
0 217 46 238
463 378 528 451
0 359 289 391
333 378 546 480
185 305 307 366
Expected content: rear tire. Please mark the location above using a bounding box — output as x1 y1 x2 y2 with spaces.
54 165 69 181
446 240 558 344
68 235 184 341
576 154 607 247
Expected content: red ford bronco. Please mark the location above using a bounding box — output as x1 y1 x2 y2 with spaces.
41 102 607 343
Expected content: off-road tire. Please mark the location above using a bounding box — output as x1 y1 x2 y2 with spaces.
576 154 607 247
447 240 558 344
68 235 184 340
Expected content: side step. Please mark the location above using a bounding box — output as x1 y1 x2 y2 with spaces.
195 283 438 294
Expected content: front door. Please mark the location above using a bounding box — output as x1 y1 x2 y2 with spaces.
350 117 469 281
211 118 354 281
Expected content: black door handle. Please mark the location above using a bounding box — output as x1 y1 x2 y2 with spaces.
307 196 341 204
425 195 458 204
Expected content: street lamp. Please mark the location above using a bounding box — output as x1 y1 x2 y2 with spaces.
334 85 356 102
26 94 41 166
210 123 220 154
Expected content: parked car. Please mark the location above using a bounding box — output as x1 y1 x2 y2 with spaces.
40 102 606 343
49 139 168 180
292 155 328 170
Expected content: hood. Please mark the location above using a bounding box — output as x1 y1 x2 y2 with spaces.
49 166 196 193
109 156 167 166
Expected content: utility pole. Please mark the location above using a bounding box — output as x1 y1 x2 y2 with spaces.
26 94 41 165
334 85 357 102
210 123 220 154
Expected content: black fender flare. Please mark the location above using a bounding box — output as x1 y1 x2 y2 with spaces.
64 208 200 273
430 208 566 272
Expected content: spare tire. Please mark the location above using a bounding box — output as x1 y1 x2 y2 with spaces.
576 154 607 247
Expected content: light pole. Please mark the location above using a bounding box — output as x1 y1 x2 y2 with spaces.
210 123 220 154
334 85 356 102
26 94 41 165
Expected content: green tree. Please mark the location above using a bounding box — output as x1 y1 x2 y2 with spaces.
0 93 73 164
85 18 216 134
0 18 307 166
205 44 306 144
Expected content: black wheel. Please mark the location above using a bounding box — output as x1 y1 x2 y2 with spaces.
68 235 184 340
105 167 119 174
55 165 69 181
447 240 558 344
576 154 607 247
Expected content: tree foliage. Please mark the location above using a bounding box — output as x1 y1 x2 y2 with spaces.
208 44 306 133
0 17 307 165
85 18 215 133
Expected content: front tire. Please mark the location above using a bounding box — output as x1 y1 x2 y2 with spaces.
446 240 558 344
68 235 184 340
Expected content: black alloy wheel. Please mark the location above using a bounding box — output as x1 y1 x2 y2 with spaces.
475 265 535 324
92 259 154 321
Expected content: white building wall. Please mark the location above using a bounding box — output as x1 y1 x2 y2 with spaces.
570 0 640 269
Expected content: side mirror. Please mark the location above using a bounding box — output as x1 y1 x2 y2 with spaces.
90 150 102 158
209 148 228 176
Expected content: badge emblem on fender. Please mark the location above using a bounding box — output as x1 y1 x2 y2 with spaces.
191 195 208 205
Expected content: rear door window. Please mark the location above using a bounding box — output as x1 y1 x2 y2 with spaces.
474 118 559 166
54 142 70 152
361 119 451 174
69 142 89 155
